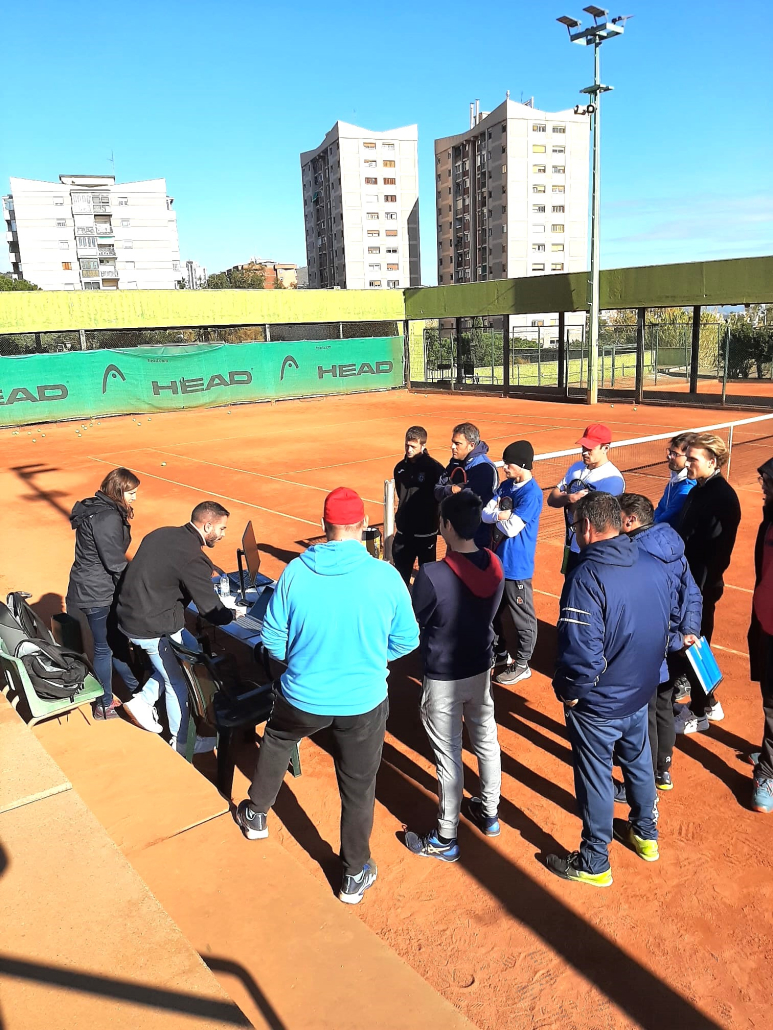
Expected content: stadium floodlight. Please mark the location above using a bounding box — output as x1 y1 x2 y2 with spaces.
557 8 629 405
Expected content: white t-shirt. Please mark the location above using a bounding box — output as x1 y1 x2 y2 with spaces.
558 459 626 552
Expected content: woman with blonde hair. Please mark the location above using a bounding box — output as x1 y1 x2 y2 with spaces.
674 433 741 734
66 467 142 719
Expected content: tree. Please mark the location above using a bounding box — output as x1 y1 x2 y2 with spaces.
176 278 187 289
0 274 39 291
274 277 285 290
206 272 230 289
206 268 265 290
725 315 773 379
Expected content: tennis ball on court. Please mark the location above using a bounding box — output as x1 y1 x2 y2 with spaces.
161 462 167 466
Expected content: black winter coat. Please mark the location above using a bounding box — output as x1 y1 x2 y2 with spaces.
748 498 773 682
676 472 741 596
117 523 234 639
66 493 131 609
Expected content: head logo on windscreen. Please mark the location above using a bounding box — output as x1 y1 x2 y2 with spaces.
101 363 126 394
280 355 299 381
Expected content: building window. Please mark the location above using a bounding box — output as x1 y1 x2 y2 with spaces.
533 205 545 213
501 206 506 215
62 262 72 270
368 246 380 254
502 225 507 233
387 280 399 288
438 273 443 283
366 212 379 220
369 280 382 287
533 124 546 132
365 194 378 204
364 160 376 168
533 144 546 153
118 197 129 205
383 177 396 185
552 185 565 193
552 224 565 233
532 263 545 271
553 125 566 134
384 194 396 202
369 263 381 270
363 142 376 149
385 211 397 220
59 240 69 249
553 146 565 155
387 263 398 271
172 261 180 271
382 142 395 150
502 144 506 154
124 261 135 270
53 196 64 205
532 320 545 327
367 230 380 237
533 165 546 174
385 229 398 237
552 204 565 213
365 177 377 185
121 218 130 227
124 240 133 248
552 263 564 271
502 164 507 173
532 225 545 233
533 185 546 194
532 244 545 252
383 160 395 168
76 235 97 248
552 243 565 251
56 219 66 227
552 166 565 174
386 247 398 254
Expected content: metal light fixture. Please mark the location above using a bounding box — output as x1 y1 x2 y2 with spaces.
557 8 631 404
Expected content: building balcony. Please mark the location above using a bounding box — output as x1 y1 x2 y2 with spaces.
95 225 114 236
92 202 111 213
98 247 117 258
80 269 100 279
100 266 118 279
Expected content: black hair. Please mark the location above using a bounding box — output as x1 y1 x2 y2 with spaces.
452 422 480 446
405 425 428 445
191 500 230 524
440 490 482 540
573 492 622 533
618 493 655 527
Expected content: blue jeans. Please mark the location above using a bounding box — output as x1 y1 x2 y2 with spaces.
80 605 139 705
129 630 195 750
565 703 657 874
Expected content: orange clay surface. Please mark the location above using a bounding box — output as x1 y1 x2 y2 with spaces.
2 388 773 1030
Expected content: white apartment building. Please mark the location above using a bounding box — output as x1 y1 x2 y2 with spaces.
435 99 589 287
185 259 207 289
300 122 420 290
3 174 181 290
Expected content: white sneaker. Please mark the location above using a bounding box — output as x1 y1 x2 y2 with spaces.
175 735 217 756
705 700 725 722
123 696 163 733
674 706 709 735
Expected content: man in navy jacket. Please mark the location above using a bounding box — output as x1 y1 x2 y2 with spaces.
434 422 499 550
547 492 671 888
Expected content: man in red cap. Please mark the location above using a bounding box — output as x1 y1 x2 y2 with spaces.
548 423 625 575
235 487 419 905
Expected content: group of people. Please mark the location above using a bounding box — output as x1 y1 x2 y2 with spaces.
65 416 773 906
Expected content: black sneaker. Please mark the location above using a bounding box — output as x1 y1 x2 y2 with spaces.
339 861 378 905
92 698 121 720
613 781 628 804
235 799 268 840
672 675 691 703
467 797 501 837
495 663 532 686
656 770 673 791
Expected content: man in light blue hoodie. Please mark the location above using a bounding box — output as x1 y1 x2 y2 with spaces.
236 487 419 905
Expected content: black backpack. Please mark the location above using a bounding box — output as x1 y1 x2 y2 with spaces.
0 594 93 702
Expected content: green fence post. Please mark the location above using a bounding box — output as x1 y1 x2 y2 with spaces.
503 314 510 396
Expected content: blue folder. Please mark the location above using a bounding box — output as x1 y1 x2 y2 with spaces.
685 637 723 695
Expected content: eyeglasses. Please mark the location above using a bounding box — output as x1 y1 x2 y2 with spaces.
758 475 773 486
665 449 684 459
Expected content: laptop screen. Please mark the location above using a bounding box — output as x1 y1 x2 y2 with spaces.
248 586 274 624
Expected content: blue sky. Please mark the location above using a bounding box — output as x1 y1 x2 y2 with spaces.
3 0 771 284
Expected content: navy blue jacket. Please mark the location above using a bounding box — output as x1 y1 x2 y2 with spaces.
553 534 671 718
434 441 499 549
629 522 703 682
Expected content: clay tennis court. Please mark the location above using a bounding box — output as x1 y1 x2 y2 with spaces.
2 389 773 1030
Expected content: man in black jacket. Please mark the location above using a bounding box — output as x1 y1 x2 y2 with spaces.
747 457 773 814
392 426 445 584
674 433 741 733
405 491 505 862
118 501 234 753
434 422 499 550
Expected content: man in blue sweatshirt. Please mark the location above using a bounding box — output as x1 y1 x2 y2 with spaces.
547 492 671 888
406 491 505 862
236 487 419 905
653 432 696 528
434 422 499 549
481 440 543 686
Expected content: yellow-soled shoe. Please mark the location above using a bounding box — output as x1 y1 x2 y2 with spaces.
546 851 613 887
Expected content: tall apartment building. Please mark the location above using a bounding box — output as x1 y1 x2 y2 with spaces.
435 99 589 286
300 121 420 290
185 260 207 289
3 174 181 290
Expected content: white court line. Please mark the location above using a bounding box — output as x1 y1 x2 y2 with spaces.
87 456 321 527
143 449 384 505
725 583 753 594
713 644 749 658
286 452 402 475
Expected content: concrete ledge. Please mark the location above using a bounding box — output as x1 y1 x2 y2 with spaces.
0 692 71 815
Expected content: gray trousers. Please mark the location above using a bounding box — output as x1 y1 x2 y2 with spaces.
421 670 502 838
494 578 537 665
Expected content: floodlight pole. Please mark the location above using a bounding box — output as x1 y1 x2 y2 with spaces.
587 41 603 405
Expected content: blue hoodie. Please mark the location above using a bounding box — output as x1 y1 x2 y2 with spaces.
553 534 671 718
653 471 696 527
629 522 703 682
435 440 499 549
261 540 419 715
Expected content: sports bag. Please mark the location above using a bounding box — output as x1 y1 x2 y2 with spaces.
15 639 91 701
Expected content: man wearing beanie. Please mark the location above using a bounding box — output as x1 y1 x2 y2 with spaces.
482 441 543 685
236 487 419 904
405 491 505 862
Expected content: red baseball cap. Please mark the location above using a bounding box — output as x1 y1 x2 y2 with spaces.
576 423 612 448
324 487 366 526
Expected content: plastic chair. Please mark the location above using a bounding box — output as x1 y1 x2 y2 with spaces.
0 638 103 727
169 639 301 798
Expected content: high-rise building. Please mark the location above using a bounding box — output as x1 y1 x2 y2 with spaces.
435 99 589 285
184 260 207 289
300 122 420 290
2 174 181 290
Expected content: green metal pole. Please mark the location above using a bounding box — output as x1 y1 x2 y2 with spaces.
586 40 602 405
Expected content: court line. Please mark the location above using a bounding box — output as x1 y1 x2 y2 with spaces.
87 456 321 527
713 644 749 658
141 449 384 505
285 452 402 475
724 583 753 594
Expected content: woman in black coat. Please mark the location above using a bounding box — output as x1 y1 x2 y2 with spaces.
66 467 141 719
674 432 741 732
